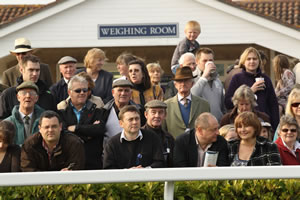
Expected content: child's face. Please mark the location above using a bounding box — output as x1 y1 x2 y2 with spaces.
184 28 200 41
224 130 238 141
260 127 269 139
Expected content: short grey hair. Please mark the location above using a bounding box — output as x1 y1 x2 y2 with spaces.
194 112 217 129
68 75 88 90
178 52 195 65
232 84 257 108
279 115 300 137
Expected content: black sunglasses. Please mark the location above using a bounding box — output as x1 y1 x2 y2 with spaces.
16 52 28 55
291 102 300 107
281 128 297 133
73 88 88 93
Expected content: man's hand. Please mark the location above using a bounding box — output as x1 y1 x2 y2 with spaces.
202 61 216 80
130 165 143 169
67 125 76 132
93 120 100 124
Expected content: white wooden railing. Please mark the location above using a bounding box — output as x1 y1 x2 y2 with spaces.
1 166 300 200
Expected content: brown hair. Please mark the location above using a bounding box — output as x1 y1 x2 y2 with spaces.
195 47 215 61
239 47 262 71
118 105 140 121
20 54 40 69
272 54 290 82
116 52 137 66
77 71 95 90
0 120 16 145
234 111 261 137
128 59 151 90
84 48 107 69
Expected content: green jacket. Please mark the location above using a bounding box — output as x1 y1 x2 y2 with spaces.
5 105 44 145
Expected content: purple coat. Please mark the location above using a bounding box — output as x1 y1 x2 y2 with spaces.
225 68 279 130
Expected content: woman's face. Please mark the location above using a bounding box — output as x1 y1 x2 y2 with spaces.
244 52 259 74
237 98 252 113
236 124 256 140
148 68 161 85
280 124 298 145
260 127 269 139
90 57 105 72
117 63 129 77
291 100 300 117
129 64 143 84
0 135 8 152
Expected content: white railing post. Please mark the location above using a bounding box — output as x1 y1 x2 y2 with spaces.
164 181 174 200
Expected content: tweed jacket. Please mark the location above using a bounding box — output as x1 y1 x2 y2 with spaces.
131 84 164 106
2 63 53 88
162 94 210 138
228 136 282 166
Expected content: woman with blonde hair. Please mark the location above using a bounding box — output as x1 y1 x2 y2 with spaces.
273 54 295 114
80 48 113 103
146 62 165 93
228 112 281 166
219 124 237 142
225 47 279 131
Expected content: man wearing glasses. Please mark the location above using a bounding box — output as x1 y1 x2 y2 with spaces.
58 75 106 170
2 38 53 88
5 81 44 145
0 55 56 119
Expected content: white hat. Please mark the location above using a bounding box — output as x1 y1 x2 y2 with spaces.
10 38 33 54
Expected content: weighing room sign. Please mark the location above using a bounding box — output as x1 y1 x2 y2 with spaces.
98 23 178 39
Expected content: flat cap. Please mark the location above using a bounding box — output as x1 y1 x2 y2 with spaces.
57 56 77 65
145 100 167 109
16 81 39 93
112 79 133 88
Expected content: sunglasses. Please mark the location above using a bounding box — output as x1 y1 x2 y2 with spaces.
16 52 28 56
281 128 297 133
291 102 300 107
73 88 88 93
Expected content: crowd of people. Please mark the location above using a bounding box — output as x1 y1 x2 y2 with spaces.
0 20 300 173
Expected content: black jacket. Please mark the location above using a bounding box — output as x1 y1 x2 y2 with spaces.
173 129 230 167
58 100 106 169
50 78 68 104
0 77 56 119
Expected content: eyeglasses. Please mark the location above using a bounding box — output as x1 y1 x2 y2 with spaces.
291 102 300 107
72 88 88 93
281 129 297 133
18 91 37 96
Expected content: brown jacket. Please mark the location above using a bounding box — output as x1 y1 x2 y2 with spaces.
21 132 85 171
2 63 53 88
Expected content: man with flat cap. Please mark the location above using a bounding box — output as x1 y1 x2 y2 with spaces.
5 81 44 145
50 56 77 104
103 79 146 146
2 38 53 88
162 66 210 138
143 100 175 167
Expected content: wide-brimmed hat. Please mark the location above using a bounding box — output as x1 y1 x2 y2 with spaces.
10 38 33 54
172 66 197 81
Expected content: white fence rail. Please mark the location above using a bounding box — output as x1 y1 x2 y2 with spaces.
1 166 300 199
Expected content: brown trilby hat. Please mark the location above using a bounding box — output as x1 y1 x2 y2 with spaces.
172 66 197 81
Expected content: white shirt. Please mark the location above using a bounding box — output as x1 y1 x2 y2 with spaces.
177 93 192 106
195 133 212 167
281 138 300 157
120 130 143 143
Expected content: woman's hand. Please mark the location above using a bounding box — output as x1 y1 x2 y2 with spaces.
251 80 265 93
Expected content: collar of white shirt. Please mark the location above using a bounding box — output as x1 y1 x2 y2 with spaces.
177 93 192 105
120 130 143 143
281 137 300 157
19 110 33 121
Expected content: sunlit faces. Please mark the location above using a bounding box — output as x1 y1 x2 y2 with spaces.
182 56 197 71
199 117 219 144
280 124 298 146
112 87 132 106
291 100 300 117
237 98 252 113
148 68 161 85
197 53 214 72
184 28 200 41
174 79 193 96
20 61 40 83
119 111 141 136
117 63 129 77
145 108 166 128
236 124 256 140
59 63 76 80
17 89 38 108
244 52 259 74
129 64 143 84
91 57 105 71
68 81 88 108
39 117 62 145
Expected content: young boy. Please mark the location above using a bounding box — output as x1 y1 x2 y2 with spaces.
171 21 201 73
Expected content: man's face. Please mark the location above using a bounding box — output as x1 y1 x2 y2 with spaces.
145 108 166 128
20 61 40 83
182 56 197 71
197 116 219 144
68 81 88 109
120 111 141 136
59 63 76 80
39 117 62 145
174 79 193 97
112 86 132 106
196 53 214 71
14 51 31 63
17 88 39 109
